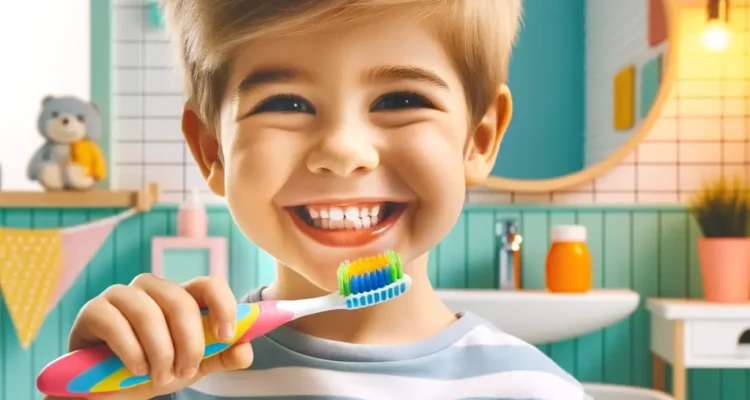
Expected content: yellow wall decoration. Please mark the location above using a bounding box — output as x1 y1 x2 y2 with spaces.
613 65 636 130
0 228 64 349
0 209 138 349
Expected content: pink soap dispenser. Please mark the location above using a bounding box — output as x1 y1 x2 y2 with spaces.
177 189 208 238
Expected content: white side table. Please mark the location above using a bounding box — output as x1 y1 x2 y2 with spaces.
647 299 750 400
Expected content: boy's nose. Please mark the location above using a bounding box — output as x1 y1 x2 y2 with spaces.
306 127 379 177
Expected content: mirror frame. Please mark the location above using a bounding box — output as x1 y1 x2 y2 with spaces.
481 0 680 193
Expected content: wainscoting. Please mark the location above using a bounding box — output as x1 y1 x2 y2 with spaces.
0 204 746 399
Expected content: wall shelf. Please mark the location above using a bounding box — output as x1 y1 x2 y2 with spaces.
0 182 160 211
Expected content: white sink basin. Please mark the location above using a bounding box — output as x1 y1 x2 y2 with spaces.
438 289 639 344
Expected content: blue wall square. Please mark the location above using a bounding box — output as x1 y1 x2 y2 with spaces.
640 54 662 118
162 249 210 284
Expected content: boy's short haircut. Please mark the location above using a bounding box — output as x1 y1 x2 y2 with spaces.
162 0 523 129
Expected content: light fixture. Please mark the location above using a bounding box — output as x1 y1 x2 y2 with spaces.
701 0 731 52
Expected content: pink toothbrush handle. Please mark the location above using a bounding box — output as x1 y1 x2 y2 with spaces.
37 301 295 398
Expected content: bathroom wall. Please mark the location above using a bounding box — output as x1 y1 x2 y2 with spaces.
0 204 744 400
469 4 750 204
493 0 585 180
583 0 668 167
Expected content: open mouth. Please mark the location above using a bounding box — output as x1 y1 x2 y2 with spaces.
287 201 407 247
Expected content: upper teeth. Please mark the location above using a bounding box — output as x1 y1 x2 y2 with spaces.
306 204 383 230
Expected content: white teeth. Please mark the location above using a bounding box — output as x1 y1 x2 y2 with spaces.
344 207 360 220
329 208 344 221
303 203 389 230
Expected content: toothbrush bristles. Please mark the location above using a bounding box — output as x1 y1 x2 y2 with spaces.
337 250 404 297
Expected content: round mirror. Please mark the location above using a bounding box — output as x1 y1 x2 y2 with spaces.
484 0 678 192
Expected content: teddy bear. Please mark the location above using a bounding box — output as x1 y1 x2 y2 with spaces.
27 95 107 191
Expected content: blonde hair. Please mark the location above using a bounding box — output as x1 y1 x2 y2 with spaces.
162 0 523 128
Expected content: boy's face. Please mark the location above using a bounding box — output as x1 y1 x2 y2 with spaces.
183 16 510 291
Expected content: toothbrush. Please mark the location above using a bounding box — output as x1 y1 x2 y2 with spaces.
36 250 411 398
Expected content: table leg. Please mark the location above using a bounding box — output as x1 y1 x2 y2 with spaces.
672 320 686 400
652 354 665 391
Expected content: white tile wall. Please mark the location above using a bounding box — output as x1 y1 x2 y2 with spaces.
584 0 668 167
110 2 749 205
112 0 219 203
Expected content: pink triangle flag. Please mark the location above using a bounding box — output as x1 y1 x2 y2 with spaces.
46 211 132 314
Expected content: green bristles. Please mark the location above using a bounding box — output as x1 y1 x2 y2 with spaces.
385 250 403 281
337 260 351 296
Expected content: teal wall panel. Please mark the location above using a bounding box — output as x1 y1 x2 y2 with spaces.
0 204 748 399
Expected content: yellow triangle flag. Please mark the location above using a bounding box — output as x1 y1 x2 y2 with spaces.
0 228 64 349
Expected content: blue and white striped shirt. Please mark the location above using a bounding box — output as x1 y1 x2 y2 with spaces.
159 288 592 400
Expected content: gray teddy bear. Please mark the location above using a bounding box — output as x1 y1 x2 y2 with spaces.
27 95 107 191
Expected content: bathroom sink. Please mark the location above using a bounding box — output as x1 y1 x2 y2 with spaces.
438 289 639 344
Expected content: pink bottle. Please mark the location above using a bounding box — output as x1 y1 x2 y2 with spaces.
177 189 208 238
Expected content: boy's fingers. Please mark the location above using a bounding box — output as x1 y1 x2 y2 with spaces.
70 296 147 376
131 274 205 380
105 284 176 387
200 343 254 374
183 277 237 341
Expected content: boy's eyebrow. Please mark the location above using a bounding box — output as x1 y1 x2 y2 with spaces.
236 67 312 94
362 66 449 89
235 65 449 94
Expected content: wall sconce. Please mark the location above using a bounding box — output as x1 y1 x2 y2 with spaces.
148 0 164 28
701 0 731 52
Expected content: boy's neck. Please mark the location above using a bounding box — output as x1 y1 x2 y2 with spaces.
262 253 457 345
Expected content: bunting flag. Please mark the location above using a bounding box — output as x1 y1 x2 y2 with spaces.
0 209 136 349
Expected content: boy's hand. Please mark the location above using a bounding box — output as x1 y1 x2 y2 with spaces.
51 274 253 400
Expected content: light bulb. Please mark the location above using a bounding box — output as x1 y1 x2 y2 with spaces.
701 20 731 52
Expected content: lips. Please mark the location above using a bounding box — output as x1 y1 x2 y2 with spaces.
287 201 407 247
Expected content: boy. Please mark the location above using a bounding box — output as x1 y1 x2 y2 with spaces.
54 1 591 399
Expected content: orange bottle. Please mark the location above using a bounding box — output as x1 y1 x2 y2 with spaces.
546 225 592 293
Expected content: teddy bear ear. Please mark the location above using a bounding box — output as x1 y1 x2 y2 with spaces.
41 95 54 105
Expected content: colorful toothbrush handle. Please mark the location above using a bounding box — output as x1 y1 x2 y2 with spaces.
36 301 295 398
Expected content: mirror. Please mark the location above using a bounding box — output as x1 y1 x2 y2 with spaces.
485 0 677 192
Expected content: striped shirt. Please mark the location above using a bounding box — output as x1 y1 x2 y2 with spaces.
157 288 592 400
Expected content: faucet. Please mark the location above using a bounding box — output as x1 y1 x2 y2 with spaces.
496 220 523 290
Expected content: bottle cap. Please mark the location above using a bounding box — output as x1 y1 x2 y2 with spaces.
182 189 202 207
550 225 587 242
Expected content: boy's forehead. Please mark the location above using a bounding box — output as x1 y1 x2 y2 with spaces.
227 18 457 86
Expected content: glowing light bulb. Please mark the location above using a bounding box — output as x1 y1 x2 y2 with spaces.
701 20 731 52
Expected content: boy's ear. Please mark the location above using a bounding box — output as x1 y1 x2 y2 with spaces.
182 103 226 196
464 84 513 187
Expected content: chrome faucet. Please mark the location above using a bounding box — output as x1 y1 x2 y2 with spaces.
496 220 523 290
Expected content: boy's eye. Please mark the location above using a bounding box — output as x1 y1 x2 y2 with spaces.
371 92 433 111
250 94 315 115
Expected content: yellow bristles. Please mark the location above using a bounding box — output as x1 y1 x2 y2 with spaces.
346 255 389 278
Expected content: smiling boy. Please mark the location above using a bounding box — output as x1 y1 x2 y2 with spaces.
52 1 592 399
